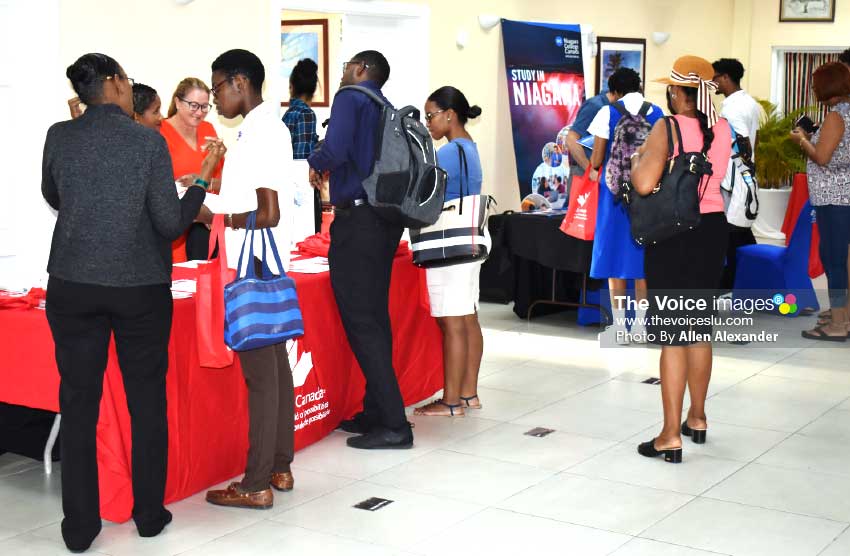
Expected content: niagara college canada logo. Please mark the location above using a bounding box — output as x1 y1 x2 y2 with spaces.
555 36 564 47
288 340 314 387
577 192 589 207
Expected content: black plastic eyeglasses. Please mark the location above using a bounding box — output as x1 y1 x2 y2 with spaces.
179 98 212 113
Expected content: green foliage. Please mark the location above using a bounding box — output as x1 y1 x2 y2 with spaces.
754 99 808 189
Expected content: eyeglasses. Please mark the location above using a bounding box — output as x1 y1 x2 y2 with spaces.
424 109 445 122
105 75 134 87
210 77 231 98
342 60 371 73
179 97 212 113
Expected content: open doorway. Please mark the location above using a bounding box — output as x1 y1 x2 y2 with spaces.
279 1 430 132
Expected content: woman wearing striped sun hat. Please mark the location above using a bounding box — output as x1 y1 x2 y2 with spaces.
629 55 733 464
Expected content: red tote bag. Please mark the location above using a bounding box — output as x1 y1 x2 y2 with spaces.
560 167 599 240
196 214 237 368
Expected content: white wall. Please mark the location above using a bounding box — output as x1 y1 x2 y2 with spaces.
0 0 63 290
14 0 825 288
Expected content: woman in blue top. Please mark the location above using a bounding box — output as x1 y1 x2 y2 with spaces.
588 68 664 345
414 86 485 417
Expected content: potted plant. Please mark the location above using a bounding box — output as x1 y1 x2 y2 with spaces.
755 100 808 188
752 100 808 241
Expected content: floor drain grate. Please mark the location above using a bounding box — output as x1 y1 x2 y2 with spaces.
354 497 394 511
524 427 555 437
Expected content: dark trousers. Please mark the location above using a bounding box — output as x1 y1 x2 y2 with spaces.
720 223 756 291
815 205 850 307
185 223 212 261
314 188 323 234
328 205 406 430
237 342 294 491
45 277 172 542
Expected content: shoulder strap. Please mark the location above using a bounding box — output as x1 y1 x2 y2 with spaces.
668 116 685 155
611 101 628 117
663 117 675 159
638 101 651 117
337 85 388 107
456 142 469 213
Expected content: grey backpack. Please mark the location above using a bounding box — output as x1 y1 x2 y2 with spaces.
338 85 446 228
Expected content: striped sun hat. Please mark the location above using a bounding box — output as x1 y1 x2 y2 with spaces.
654 55 719 127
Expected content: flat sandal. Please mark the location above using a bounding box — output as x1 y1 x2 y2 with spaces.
413 399 465 417
460 394 482 409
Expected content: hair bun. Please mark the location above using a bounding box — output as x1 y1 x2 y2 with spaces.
467 105 482 119
66 60 95 84
295 58 318 73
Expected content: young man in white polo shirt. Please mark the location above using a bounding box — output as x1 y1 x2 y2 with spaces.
712 58 761 291
201 49 297 510
712 58 761 157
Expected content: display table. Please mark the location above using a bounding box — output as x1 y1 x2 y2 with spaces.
0 252 442 522
490 212 606 322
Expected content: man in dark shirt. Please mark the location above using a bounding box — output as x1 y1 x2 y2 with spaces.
564 89 613 194
307 50 413 450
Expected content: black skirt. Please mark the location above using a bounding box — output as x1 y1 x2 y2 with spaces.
645 212 729 346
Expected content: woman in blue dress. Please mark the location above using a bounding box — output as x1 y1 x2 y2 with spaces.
588 68 664 344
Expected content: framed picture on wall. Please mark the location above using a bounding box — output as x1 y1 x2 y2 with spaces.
281 18 329 107
779 0 836 22
595 37 646 95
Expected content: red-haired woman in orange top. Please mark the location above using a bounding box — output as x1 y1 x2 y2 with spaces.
160 77 224 262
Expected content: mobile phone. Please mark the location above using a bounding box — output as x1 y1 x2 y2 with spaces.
795 115 817 135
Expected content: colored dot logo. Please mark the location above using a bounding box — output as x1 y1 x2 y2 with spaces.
774 293 798 315
555 36 564 47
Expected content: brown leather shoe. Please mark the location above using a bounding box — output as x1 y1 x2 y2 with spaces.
270 471 294 492
205 482 273 509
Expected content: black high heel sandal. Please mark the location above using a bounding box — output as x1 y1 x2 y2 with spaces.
637 439 682 463
681 421 707 444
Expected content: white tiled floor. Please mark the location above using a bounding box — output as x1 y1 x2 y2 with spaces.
2 302 850 555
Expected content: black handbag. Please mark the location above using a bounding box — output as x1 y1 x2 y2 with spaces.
619 116 713 246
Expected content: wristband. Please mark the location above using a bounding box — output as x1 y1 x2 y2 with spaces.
193 178 210 190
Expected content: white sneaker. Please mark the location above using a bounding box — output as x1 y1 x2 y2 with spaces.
630 324 648 344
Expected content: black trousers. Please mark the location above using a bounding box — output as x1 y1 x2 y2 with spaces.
237 342 294 492
45 277 172 540
720 223 756 291
314 188 323 234
328 205 406 430
185 223 212 261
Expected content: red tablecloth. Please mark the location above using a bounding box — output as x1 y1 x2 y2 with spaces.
781 173 824 278
0 253 442 522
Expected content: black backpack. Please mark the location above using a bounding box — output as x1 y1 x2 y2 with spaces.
338 86 447 228
619 116 713 245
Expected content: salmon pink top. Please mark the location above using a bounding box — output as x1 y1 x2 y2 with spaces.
671 114 731 214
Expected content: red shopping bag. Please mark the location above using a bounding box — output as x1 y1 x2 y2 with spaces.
560 167 599 240
196 214 236 368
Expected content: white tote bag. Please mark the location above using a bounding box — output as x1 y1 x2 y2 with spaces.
409 144 493 268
